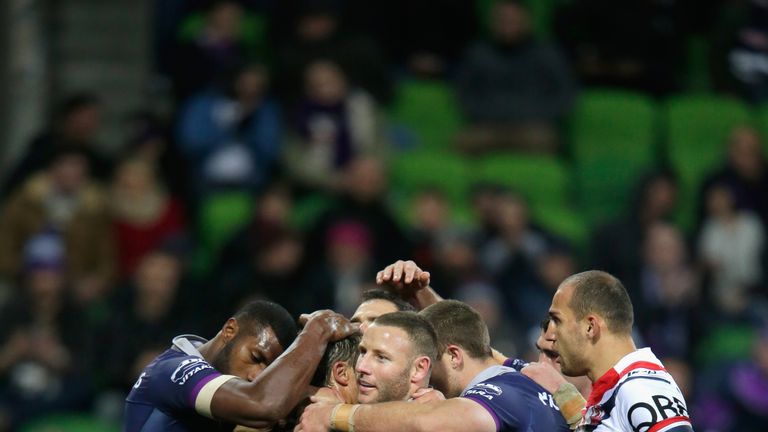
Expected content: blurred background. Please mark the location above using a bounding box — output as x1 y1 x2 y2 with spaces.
0 0 766 430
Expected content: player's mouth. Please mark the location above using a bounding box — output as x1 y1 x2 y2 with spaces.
358 378 376 393
543 349 560 362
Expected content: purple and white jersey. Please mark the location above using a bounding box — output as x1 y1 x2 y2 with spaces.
461 365 571 432
124 335 236 432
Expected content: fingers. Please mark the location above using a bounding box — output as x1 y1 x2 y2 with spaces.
418 270 430 287
392 260 405 282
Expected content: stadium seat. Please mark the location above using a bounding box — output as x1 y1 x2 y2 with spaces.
21 414 120 432
198 191 254 255
290 193 333 230
391 151 471 207
570 90 658 224
472 154 570 211
390 80 464 151
390 150 471 226
751 104 768 155
664 95 752 229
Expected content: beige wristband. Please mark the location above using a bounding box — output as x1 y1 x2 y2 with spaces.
330 404 360 432
553 382 586 427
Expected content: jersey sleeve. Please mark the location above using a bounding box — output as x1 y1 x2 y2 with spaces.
149 355 236 418
462 377 525 431
615 376 693 432
502 357 528 371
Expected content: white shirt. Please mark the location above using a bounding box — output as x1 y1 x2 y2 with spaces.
578 348 692 432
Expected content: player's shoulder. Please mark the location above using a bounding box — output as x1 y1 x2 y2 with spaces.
613 369 691 430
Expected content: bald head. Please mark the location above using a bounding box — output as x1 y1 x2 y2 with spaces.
561 271 634 335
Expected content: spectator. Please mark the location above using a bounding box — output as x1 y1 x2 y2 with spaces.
170 0 252 101
699 125 768 228
638 223 700 358
0 149 115 307
726 0 768 103
699 183 764 315
306 156 409 271
2 93 111 197
177 62 281 195
554 0 684 95
100 247 192 394
456 0 575 153
123 110 189 199
110 158 186 279
303 220 377 317
275 2 393 105
377 0 478 78
0 233 92 429
408 188 461 270
591 168 679 284
284 61 387 193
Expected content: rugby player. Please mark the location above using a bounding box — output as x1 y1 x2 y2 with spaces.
535 271 693 431
350 289 415 332
124 301 357 431
296 300 570 432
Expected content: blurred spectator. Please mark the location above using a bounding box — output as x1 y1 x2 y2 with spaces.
284 60 387 193
216 227 306 322
171 0 254 101
591 168 679 284
694 328 768 431
478 190 549 281
725 0 768 103
378 0 477 78
638 223 700 358
110 158 186 279
699 125 768 228
0 149 115 307
2 93 111 197
0 234 92 429
99 247 192 394
554 0 684 95
123 109 189 199
303 220 376 316
177 62 280 195
275 2 393 105
307 157 409 271
699 183 764 315
456 0 575 153
408 188 460 271
456 281 518 358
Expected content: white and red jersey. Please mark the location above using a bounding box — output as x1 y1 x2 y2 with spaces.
577 348 693 432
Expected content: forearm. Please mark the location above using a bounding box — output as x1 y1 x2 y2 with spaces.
216 324 331 424
410 286 443 311
342 399 487 432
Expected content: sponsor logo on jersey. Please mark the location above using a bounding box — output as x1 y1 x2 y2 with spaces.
170 358 213 385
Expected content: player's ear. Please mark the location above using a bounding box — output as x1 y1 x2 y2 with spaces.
446 345 463 369
411 356 431 384
585 315 600 340
332 361 351 386
222 318 239 342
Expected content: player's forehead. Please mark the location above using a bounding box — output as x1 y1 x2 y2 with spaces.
239 326 283 360
361 324 412 355
549 284 574 319
353 299 399 320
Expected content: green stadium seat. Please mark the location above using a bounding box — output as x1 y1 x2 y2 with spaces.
472 154 570 211
534 206 589 252
21 414 120 432
571 90 658 224
665 95 751 229
198 191 254 255
391 151 470 206
290 194 333 230
390 80 464 151
751 104 768 155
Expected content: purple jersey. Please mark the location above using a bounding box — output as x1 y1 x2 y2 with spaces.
124 335 235 432
462 365 571 432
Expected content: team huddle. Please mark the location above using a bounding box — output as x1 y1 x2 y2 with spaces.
124 260 694 431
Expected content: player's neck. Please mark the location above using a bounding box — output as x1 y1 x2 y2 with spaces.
460 356 501 389
196 333 222 363
588 335 637 383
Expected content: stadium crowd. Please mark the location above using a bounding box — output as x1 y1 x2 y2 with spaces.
0 0 767 430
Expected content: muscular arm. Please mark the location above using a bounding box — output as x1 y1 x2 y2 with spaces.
210 313 355 428
299 398 496 432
